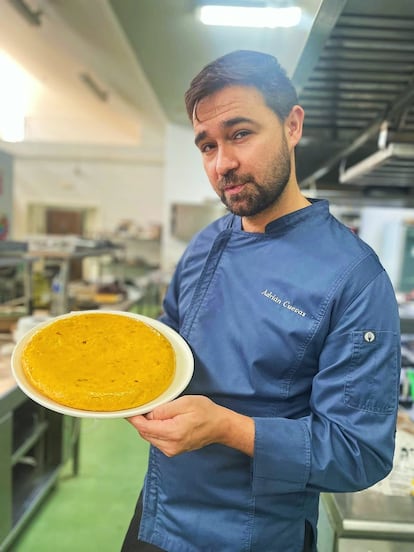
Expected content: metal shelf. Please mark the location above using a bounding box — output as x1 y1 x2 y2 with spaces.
11 420 49 466
0 390 80 551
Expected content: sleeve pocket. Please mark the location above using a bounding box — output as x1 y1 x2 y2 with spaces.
344 330 399 414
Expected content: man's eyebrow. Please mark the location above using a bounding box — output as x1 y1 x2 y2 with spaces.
194 117 256 147
194 130 207 147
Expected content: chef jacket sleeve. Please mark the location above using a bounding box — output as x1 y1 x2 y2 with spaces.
158 261 182 332
252 268 401 495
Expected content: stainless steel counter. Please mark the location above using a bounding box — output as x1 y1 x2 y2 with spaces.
319 489 414 551
0 340 26 416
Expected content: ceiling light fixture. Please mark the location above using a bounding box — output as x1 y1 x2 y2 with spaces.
198 4 301 28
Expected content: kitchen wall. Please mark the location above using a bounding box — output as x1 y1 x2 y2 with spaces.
162 123 220 274
0 150 13 239
10 144 164 242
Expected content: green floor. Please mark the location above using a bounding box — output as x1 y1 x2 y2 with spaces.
10 418 149 552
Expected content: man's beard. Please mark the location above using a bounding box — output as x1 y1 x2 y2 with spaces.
219 141 291 217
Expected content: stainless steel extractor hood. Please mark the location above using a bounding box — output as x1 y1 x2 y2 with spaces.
339 143 414 187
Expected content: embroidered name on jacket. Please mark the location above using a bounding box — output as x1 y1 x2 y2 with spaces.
261 289 307 317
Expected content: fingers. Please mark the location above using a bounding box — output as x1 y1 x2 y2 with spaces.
127 413 177 439
131 417 185 457
126 414 146 426
148 395 194 420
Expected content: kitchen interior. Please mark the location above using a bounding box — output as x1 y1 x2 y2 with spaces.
1 0 414 550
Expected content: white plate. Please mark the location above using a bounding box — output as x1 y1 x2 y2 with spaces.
11 310 194 418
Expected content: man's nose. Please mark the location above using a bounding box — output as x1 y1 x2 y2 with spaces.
215 145 239 177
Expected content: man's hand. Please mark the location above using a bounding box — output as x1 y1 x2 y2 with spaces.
127 395 254 457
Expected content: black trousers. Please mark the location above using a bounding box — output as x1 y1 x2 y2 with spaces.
121 494 165 552
120 494 314 552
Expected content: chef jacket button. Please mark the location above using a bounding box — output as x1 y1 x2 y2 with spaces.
364 331 376 343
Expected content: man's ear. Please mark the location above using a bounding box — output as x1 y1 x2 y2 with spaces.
285 105 305 148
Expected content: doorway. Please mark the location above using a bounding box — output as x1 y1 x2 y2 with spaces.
45 208 85 278
46 208 84 235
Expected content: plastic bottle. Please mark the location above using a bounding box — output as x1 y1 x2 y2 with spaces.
50 273 65 316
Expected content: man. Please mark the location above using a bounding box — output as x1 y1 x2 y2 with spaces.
122 50 401 552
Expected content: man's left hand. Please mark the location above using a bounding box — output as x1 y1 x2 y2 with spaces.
127 394 254 457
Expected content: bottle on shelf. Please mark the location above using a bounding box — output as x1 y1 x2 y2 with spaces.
50 272 65 316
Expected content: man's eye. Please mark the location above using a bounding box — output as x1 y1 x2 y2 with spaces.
201 143 215 153
234 130 251 140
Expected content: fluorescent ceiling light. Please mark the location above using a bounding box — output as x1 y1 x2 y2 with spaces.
199 5 302 28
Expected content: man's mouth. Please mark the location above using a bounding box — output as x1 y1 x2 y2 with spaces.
223 183 245 195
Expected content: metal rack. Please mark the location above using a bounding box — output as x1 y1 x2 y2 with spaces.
0 256 35 321
28 247 122 315
0 331 81 552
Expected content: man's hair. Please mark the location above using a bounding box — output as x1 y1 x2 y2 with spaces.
184 50 298 122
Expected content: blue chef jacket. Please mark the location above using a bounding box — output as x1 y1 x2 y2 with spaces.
138 199 401 552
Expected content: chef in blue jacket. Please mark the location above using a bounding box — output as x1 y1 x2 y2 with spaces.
122 50 401 552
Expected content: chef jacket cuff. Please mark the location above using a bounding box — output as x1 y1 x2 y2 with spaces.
252 417 311 495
